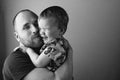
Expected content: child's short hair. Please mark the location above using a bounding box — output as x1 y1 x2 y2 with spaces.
39 6 69 35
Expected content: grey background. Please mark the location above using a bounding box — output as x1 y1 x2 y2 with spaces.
0 0 120 80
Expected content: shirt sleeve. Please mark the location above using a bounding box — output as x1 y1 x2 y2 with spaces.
3 48 35 80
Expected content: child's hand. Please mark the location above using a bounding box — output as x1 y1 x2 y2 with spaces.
20 46 28 52
26 48 34 54
45 46 64 61
43 46 58 59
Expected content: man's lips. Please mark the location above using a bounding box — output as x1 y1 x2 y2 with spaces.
32 34 42 40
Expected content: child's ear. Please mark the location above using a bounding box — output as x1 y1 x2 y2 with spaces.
14 32 20 42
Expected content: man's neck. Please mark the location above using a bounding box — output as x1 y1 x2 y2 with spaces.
19 43 41 54
31 47 40 54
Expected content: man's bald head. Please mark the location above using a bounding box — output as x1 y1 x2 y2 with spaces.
13 9 43 48
13 9 38 31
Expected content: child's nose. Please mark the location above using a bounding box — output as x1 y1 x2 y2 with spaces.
40 29 45 36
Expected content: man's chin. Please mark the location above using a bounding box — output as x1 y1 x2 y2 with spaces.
33 37 42 42
33 39 43 47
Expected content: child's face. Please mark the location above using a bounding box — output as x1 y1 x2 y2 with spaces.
38 17 61 43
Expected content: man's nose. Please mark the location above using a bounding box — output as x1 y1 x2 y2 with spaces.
31 25 38 34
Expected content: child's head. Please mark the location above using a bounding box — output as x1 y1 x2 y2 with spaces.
38 6 69 43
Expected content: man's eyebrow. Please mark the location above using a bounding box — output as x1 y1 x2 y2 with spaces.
31 19 37 25
23 23 29 28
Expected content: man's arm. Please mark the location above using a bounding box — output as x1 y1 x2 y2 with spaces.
55 41 73 80
24 49 73 80
24 68 55 80
24 40 73 80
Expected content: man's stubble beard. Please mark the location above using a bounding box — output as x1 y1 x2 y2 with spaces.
19 37 40 48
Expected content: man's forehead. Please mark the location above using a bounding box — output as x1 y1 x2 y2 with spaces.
17 12 36 21
15 12 37 26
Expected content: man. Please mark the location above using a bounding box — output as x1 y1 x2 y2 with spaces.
2 9 73 80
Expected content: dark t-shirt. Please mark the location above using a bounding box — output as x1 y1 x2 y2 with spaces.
2 48 35 80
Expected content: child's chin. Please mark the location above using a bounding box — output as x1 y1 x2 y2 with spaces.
44 38 54 43
43 39 49 43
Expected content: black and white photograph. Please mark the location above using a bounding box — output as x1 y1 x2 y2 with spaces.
0 0 120 80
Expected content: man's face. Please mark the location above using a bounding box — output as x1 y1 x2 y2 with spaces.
15 12 43 48
38 17 61 43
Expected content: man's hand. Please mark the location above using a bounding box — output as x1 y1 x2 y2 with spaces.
55 39 73 80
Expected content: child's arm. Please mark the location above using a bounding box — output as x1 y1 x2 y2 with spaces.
26 48 51 68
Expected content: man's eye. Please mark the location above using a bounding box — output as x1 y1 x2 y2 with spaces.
23 25 30 30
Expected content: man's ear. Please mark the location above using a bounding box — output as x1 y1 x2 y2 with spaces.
60 28 65 35
14 32 20 42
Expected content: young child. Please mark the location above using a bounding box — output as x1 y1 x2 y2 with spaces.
26 6 70 72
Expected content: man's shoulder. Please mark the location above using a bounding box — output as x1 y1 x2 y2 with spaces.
3 47 35 80
9 47 25 58
4 47 26 67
